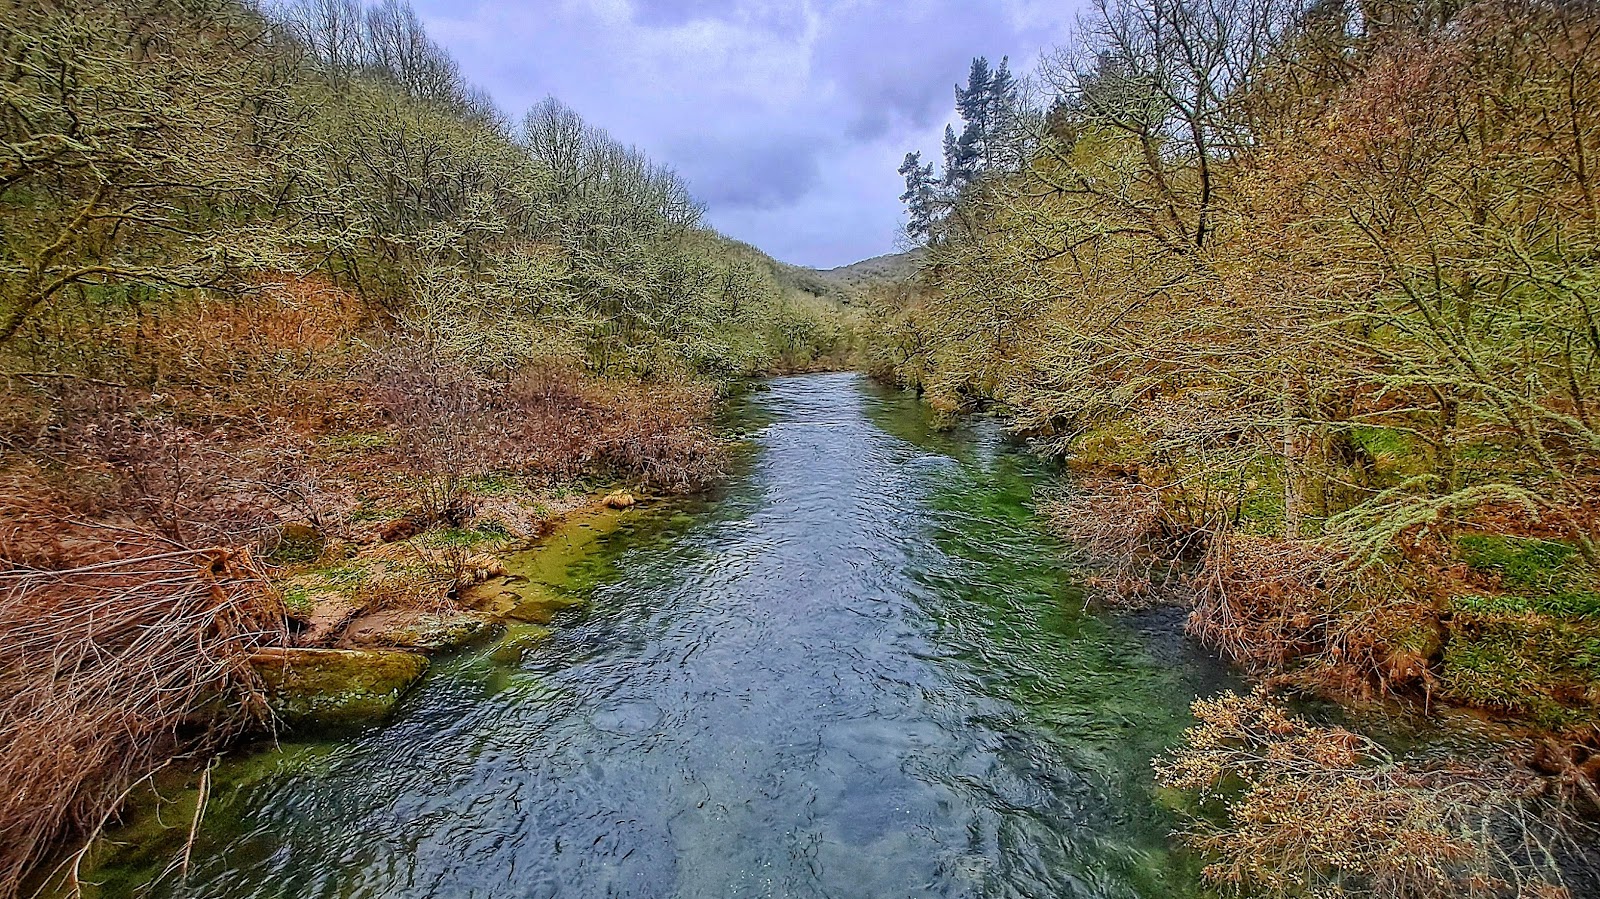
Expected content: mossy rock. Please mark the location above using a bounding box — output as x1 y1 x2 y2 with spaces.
343 610 496 651
250 648 428 727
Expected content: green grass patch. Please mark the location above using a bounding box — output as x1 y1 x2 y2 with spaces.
1456 534 1579 590
1441 603 1600 729
348 500 405 524
320 432 393 453
461 473 527 497
419 524 508 549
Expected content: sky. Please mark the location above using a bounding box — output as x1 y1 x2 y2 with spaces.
411 0 1084 269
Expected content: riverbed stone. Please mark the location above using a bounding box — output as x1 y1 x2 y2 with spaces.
250 647 428 726
342 610 496 651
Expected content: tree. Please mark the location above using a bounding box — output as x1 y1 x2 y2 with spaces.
941 123 976 190
0 0 305 345
898 152 940 243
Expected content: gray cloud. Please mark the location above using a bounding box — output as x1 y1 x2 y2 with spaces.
415 0 1083 267
669 130 822 211
630 0 810 36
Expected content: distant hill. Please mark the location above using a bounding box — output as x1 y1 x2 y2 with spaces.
777 249 926 304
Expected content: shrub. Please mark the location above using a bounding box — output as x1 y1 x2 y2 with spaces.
0 515 285 899
1156 689 1572 899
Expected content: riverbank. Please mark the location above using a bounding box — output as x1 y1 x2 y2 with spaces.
34 491 672 898
0 324 732 897
925 398 1600 895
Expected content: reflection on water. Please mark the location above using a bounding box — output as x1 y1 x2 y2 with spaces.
95 372 1236 899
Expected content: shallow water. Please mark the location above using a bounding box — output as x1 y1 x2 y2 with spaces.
94 372 1241 899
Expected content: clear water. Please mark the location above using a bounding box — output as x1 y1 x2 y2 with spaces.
92 373 1238 899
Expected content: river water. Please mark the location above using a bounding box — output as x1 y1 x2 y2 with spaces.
97 372 1239 899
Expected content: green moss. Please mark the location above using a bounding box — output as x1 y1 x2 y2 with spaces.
1456 534 1578 590
1347 425 1431 482
250 648 428 727
265 523 324 565
281 585 314 615
1070 420 1150 470
1440 604 1600 729
1349 425 1413 460
313 563 370 588
420 524 508 548
1236 484 1285 536
1453 590 1600 621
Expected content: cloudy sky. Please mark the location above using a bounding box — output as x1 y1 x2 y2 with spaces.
411 0 1084 269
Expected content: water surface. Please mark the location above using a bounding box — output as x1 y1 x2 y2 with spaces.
100 373 1232 899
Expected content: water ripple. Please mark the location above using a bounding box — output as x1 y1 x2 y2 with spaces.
117 372 1229 899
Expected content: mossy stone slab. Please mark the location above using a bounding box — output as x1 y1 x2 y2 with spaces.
250 648 428 727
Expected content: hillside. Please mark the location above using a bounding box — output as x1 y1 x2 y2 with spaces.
777 249 926 304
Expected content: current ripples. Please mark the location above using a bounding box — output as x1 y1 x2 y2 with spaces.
119 372 1220 899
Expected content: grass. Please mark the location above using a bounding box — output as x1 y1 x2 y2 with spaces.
1437 534 1600 728
280 563 372 605
317 432 392 453
1452 590 1600 621
1442 595 1600 730
1457 534 1580 590
418 525 507 549
347 500 405 524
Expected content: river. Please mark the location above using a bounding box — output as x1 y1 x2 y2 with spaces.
92 372 1239 899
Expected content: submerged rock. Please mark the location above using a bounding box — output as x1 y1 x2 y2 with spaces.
250 647 428 727
490 624 554 665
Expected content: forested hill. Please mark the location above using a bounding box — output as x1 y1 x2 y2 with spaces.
774 249 927 305
815 250 927 298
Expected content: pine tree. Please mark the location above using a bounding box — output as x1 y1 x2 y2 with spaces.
987 56 1019 170
949 56 1023 182
955 57 993 131
898 151 939 242
942 123 977 190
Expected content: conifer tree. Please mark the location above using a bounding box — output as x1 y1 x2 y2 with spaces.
942 123 978 190
897 151 939 242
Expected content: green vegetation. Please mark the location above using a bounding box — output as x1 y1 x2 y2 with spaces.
872 0 1600 728
867 0 1600 892
0 1 857 894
